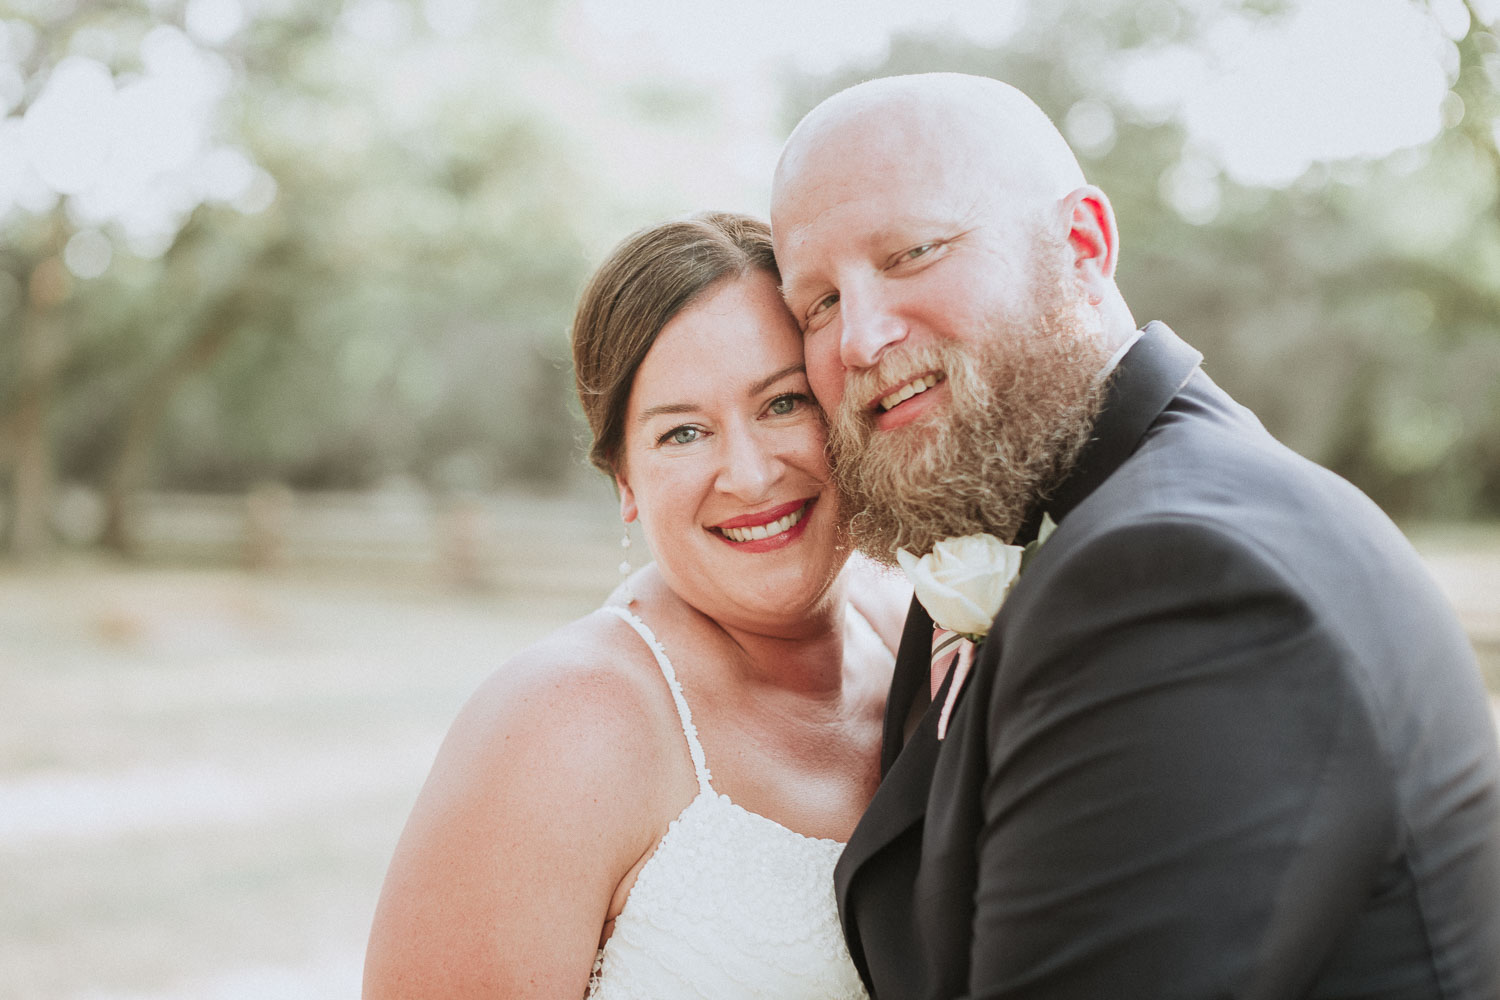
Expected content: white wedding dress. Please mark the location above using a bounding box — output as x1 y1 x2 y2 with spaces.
586 605 871 1000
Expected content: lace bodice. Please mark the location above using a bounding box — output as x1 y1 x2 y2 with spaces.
586 605 870 1000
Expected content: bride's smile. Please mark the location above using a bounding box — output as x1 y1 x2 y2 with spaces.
615 269 846 627
367 214 903 1000
710 496 817 548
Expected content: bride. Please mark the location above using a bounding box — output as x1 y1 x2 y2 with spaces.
363 212 906 998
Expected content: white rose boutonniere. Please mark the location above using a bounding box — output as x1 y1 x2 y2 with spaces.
897 534 1024 642
897 515 1057 740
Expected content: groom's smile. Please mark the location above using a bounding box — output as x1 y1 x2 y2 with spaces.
870 370 948 431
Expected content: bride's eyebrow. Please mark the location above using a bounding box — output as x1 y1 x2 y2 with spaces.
748 364 806 397
636 401 699 423
635 364 806 424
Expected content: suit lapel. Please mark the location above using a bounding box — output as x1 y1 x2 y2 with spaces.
835 659 954 951
867 322 1202 778
836 323 1205 949
1046 322 1202 522
880 596 934 776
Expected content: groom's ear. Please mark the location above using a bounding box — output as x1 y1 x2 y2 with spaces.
1060 185 1118 302
616 473 638 524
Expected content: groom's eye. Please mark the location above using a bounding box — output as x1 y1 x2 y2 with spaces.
807 292 839 322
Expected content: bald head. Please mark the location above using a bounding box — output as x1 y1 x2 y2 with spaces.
770 71 1135 433
770 72 1132 370
773 73 1087 231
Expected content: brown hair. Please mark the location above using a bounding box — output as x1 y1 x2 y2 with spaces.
571 211 779 476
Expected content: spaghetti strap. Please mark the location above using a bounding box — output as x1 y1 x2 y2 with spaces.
588 602 871 998
603 605 714 793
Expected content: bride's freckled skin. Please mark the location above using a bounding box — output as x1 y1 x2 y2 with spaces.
363 216 906 1000
614 270 848 636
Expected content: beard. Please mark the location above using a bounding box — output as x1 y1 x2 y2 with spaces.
826 279 1114 564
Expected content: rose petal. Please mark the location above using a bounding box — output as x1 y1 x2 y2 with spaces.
899 535 1024 636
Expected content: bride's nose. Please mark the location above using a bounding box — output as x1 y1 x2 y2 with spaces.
714 422 779 501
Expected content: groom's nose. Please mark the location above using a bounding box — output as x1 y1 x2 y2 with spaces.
838 286 907 371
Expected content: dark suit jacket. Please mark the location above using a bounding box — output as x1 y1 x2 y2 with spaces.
834 323 1500 999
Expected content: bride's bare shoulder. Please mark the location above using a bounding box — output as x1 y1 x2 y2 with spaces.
843 553 913 655
397 606 683 868
453 606 674 762
366 607 682 995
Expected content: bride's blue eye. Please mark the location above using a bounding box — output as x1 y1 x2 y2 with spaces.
660 425 702 446
768 393 806 416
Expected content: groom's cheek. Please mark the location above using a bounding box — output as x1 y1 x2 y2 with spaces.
805 336 849 413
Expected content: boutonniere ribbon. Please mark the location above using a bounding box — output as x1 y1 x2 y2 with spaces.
897 515 1056 740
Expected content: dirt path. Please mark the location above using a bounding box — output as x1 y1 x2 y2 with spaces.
0 561 604 999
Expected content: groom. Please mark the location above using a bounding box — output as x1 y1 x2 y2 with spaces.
771 73 1500 999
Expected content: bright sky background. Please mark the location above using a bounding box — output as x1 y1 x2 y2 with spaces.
565 0 1485 209
3 0 1494 276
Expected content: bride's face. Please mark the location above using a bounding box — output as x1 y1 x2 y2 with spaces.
617 270 847 632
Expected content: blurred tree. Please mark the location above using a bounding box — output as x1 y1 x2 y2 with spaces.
0 0 602 557
0 0 312 555
2 210 68 556
7 0 1494 562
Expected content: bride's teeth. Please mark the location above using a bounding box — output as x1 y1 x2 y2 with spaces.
721 503 808 544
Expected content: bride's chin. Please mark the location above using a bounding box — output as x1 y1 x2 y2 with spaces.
743 558 844 607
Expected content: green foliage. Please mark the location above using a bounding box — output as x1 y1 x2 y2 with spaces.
2 0 599 543
5 0 1500 556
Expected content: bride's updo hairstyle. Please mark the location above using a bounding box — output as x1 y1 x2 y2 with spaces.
572 212 778 476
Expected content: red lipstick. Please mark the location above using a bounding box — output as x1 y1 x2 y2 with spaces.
712 498 812 531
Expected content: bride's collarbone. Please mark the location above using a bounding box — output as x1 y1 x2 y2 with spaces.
693 696 878 809
601 601 878 830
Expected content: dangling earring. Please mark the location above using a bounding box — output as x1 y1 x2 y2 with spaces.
618 522 635 605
